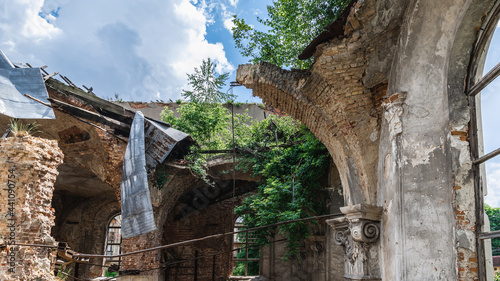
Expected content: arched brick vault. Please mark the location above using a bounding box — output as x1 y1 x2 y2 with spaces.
236 0 405 206
121 157 260 273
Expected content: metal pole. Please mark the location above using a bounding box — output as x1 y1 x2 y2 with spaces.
212 255 216 281
194 250 198 281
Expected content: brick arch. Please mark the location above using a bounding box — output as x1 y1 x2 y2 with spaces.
120 158 259 275
237 59 384 206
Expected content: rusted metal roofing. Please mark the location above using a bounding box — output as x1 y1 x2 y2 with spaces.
144 118 192 169
298 0 356 60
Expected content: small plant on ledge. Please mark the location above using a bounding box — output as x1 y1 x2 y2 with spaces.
9 118 39 137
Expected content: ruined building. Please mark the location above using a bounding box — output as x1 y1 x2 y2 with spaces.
2 0 500 280
235 0 500 280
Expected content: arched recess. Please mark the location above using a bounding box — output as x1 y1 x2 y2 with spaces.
448 0 500 279
160 155 344 281
159 158 260 281
51 163 120 279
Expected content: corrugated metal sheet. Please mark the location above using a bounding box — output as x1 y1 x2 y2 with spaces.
0 50 14 69
121 113 192 238
0 49 55 119
121 112 156 238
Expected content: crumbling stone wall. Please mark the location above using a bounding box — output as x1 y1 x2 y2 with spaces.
0 134 63 281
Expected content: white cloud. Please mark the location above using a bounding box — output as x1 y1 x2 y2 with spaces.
0 0 61 46
228 0 239 7
224 17 235 34
0 0 233 102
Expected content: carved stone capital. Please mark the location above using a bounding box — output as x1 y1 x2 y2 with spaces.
327 204 382 281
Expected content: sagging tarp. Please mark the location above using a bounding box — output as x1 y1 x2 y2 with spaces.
121 112 192 238
121 112 156 238
0 49 55 119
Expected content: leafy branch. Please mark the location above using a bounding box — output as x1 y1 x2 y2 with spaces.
232 0 350 69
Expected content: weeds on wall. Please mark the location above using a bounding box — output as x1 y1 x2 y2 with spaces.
9 118 39 136
56 265 72 280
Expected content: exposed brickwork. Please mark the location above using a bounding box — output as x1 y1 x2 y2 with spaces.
162 200 236 281
94 129 127 202
0 134 63 281
450 128 479 280
236 4 388 206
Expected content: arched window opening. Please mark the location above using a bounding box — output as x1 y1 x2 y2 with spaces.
470 8 500 280
232 216 259 277
103 214 122 276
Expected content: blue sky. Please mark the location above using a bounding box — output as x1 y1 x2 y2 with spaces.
480 23 500 208
0 0 269 103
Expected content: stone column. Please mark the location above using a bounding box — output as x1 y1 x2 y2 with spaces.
0 133 63 281
327 204 382 281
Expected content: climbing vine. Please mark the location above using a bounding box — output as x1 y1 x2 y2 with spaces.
162 105 330 258
234 117 330 259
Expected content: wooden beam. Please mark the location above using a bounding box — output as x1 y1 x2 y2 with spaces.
47 97 130 133
45 78 135 125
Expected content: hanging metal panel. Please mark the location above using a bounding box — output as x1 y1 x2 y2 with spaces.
121 112 156 238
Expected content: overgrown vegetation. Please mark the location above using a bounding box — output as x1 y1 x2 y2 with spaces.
181 58 233 103
232 0 350 69
161 59 330 259
234 119 329 259
56 265 71 280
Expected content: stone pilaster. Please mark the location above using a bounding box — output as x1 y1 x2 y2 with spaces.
327 204 382 281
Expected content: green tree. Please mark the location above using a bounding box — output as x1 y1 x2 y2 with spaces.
485 204 500 255
232 0 350 69
181 58 233 103
162 59 330 259
162 58 251 182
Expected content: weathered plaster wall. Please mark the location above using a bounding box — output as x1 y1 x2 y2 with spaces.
377 0 489 279
0 134 63 281
446 1 500 279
